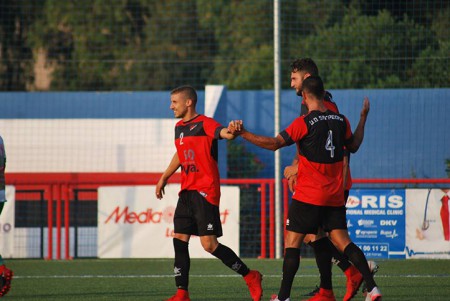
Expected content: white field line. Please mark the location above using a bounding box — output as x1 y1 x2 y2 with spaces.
15 274 450 279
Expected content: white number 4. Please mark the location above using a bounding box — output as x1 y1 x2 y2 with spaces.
325 130 335 158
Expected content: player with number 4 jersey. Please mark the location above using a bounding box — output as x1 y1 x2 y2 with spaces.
281 108 352 206
228 76 381 301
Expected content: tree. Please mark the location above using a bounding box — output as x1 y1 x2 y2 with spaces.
28 0 214 91
0 0 42 90
290 8 431 89
408 6 450 87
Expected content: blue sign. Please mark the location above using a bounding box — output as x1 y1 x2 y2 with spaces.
346 189 405 259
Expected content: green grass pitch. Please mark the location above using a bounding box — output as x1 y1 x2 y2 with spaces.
5 258 450 300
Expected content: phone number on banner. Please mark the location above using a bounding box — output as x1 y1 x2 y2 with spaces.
355 243 389 258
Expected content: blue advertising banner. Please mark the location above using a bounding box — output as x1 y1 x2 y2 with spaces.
346 189 406 259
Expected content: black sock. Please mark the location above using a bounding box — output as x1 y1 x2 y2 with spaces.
327 239 351 271
173 238 190 290
310 238 333 290
212 243 250 276
278 248 300 300
344 243 377 291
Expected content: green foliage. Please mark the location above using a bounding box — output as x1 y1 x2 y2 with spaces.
0 0 44 90
0 0 448 90
293 8 433 88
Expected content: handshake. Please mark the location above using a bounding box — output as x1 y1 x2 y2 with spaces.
227 120 244 136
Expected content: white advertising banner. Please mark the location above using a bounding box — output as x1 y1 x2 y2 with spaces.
405 189 450 259
98 185 240 258
0 186 15 258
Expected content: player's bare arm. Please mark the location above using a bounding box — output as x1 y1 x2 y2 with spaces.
347 97 370 153
239 127 287 151
343 154 349 189
155 152 180 199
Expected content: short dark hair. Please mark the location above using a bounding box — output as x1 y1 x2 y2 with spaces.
302 76 325 99
290 58 319 76
171 85 197 105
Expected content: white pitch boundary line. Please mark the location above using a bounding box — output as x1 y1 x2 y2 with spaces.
14 274 450 279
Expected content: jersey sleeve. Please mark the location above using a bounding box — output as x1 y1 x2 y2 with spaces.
203 117 226 140
279 117 308 146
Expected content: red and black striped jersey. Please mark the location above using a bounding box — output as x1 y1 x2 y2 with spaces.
280 110 353 206
174 115 225 206
300 91 352 190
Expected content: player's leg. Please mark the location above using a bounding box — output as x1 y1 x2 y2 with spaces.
342 190 379 298
271 200 318 301
0 202 13 297
196 192 262 301
305 229 333 296
166 193 193 301
270 230 304 301
200 235 250 276
328 229 382 301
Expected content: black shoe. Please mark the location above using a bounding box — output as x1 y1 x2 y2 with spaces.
304 285 320 296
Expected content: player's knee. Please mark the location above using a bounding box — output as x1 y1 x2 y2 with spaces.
203 245 215 253
202 241 219 253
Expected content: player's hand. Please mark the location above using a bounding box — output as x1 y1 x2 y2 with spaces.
155 178 166 199
288 175 296 193
227 120 243 135
361 97 370 117
283 165 297 179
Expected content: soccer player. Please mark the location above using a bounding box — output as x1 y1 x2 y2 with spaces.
155 85 263 301
0 134 13 297
228 76 381 301
284 58 377 300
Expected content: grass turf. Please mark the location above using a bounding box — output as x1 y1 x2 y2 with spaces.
4 258 450 300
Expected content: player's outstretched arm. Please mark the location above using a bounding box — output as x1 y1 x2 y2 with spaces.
241 129 286 151
155 152 180 199
347 97 370 153
227 119 286 150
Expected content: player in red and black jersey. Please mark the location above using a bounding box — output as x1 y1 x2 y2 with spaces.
155 86 262 301
285 58 372 301
229 76 381 301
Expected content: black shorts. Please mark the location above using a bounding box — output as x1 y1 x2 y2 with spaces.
174 190 223 237
286 199 347 234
